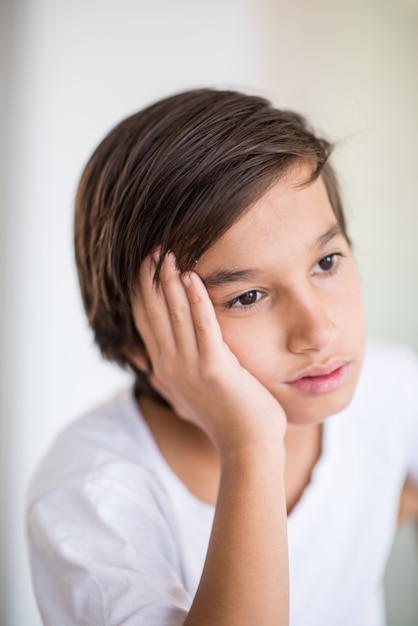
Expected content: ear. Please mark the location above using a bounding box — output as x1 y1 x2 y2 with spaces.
126 348 150 374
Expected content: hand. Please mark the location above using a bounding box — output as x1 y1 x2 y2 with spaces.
132 251 287 456
398 477 418 525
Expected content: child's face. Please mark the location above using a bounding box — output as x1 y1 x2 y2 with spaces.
194 163 366 426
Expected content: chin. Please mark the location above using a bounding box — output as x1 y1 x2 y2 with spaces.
283 388 356 427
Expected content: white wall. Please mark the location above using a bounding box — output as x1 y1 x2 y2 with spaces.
1 1 417 624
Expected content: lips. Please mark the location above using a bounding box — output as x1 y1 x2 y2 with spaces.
286 360 350 395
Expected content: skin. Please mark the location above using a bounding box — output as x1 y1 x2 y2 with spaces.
131 162 418 625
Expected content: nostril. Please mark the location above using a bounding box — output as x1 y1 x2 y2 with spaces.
287 311 338 353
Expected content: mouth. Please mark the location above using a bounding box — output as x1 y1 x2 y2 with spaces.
286 360 350 395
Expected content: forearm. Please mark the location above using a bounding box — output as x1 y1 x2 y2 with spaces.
398 477 418 525
184 441 289 626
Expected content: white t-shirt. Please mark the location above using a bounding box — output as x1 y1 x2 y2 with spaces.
26 341 418 626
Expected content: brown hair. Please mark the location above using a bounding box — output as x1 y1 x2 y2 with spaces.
74 88 348 399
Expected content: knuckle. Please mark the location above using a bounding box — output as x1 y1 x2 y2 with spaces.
159 272 171 286
194 318 209 333
188 291 203 306
192 308 211 332
169 306 187 325
169 309 184 324
144 304 159 322
200 358 222 385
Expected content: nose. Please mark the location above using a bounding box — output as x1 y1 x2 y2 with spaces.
285 290 338 354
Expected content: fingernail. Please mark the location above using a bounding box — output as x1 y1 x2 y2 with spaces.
152 248 161 264
181 273 191 287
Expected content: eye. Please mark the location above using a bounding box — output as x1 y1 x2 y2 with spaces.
312 253 343 275
226 290 263 310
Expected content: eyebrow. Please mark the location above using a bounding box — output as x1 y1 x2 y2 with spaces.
202 268 259 289
201 223 344 290
312 224 343 251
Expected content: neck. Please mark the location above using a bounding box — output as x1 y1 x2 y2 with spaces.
137 393 323 512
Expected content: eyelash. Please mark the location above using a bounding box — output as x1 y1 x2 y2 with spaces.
225 290 264 310
312 252 344 275
225 253 344 311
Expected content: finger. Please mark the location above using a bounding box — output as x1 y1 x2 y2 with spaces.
134 254 175 358
181 270 225 357
158 252 199 353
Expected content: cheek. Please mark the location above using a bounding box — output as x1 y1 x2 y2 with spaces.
337 278 366 338
218 316 276 372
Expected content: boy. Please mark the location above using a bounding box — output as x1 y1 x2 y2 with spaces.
27 89 418 625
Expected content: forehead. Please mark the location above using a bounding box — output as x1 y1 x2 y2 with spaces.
195 164 338 277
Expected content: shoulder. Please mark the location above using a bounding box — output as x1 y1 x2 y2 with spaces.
350 339 418 476
352 339 418 419
27 387 166 515
356 339 418 404
26 387 183 589
362 338 418 371
26 389 204 624
341 339 418 454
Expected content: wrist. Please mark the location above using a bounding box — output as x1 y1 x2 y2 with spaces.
219 432 286 476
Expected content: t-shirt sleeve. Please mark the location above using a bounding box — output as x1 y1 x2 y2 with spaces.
27 465 193 626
